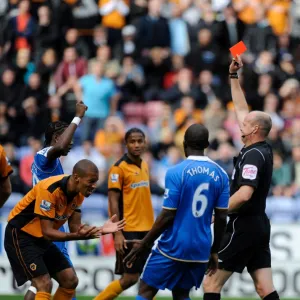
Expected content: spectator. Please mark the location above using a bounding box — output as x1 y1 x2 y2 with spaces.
88 45 121 79
215 142 236 177
71 0 100 30
173 96 202 126
117 55 144 105
55 47 87 103
34 5 58 63
36 48 57 92
168 4 190 56
216 4 246 52
20 73 48 108
185 28 220 76
62 139 107 187
263 93 285 130
98 0 130 47
75 61 120 141
63 28 90 58
91 25 108 57
272 151 292 187
94 115 124 158
291 146 300 187
114 24 138 60
136 0 171 53
5 0 36 55
19 136 42 191
244 9 277 58
160 67 199 108
267 0 291 36
0 68 22 110
14 48 35 85
16 96 49 144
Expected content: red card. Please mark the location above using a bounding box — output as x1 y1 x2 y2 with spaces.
230 41 247 57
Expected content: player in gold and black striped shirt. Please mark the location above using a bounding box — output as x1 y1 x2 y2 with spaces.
94 128 154 300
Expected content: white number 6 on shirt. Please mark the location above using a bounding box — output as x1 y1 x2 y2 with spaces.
192 183 209 218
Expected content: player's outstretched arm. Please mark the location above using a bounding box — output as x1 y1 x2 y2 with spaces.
124 208 176 266
41 219 101 241
46 101 88 161
229 55 249 129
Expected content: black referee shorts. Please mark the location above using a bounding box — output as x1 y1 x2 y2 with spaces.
115 231 151 275
4 224 72 286
218 215 271 274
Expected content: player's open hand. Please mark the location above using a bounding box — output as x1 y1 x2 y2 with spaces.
229 55 243 73
114 231 126 255
77 224 101 239
206 253 218 276
75 101 88 118
102 215 126 234
123 239 144 268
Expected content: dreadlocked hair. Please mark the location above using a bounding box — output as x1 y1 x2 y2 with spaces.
43 121 69 147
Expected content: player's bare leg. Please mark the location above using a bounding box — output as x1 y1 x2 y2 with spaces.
24 283 37 300
31 274 53 300
203 269 232 300
53 267 78 300
250 268 280 299
136 279 158 300
172 287 190 300
120 272 140 289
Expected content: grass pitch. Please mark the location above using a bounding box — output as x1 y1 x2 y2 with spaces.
0 297 294 300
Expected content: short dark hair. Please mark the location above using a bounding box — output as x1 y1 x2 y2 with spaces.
184 124 209 150
44 121 68 147
125 128 145 142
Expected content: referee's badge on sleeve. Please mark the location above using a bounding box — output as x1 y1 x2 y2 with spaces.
111 174 119 183
242 164 258 180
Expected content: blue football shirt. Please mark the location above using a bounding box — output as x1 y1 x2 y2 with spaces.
157 156 229 262
31 146 66 249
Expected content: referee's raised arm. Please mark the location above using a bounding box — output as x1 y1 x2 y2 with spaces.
229 55 249 129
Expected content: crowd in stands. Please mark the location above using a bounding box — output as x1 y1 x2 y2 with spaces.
0 0 300 220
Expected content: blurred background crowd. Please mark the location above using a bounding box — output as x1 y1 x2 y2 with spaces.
0 0 300 228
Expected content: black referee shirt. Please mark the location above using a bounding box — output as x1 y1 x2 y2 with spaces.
230 141 273 216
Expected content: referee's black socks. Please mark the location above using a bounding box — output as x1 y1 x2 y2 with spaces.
263 291 280 300
203 293 220 300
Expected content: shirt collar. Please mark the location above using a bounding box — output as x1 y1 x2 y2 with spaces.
187 155 210 161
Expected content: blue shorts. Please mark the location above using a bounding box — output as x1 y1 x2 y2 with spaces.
141 248 207 291
53 226 73 267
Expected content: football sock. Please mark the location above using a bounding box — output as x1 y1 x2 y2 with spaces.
136 296 148 300
93 280 123 300
264 291 280 300
53 287 75 300
35 291 51 300
204 293 221 300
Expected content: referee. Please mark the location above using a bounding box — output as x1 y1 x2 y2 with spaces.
203 56 280 300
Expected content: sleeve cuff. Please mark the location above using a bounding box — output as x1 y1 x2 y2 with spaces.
162 206 177 210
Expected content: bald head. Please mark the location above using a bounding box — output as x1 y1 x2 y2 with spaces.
248 111 272 137
73 159 98 177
